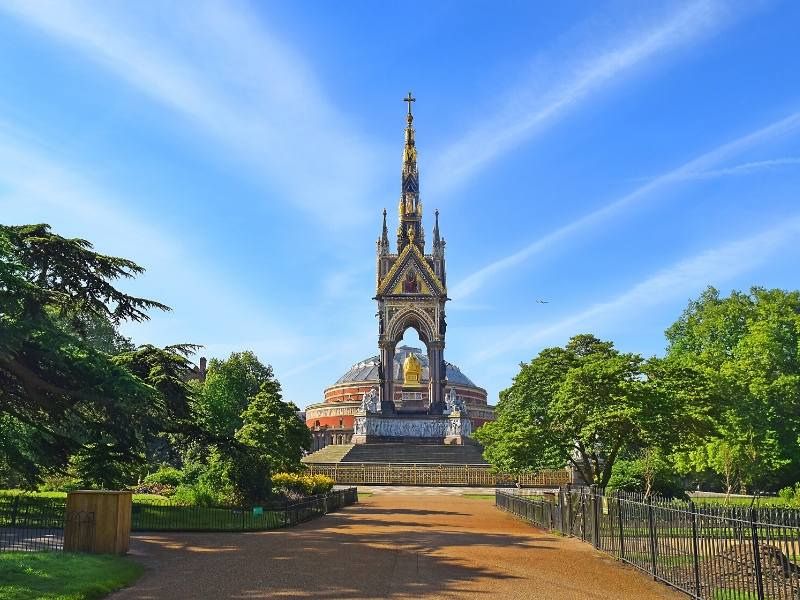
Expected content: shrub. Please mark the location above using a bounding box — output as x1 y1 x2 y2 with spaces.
171 482 221 507
778 483 800 506
39 474 80 493
271 472 334 497
130 482 175 497
143 466 183 487
308 474 335 495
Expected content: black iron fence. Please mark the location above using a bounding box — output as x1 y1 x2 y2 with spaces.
0 488 358 550
0 495 94 552
131 487 359 531
497 487 800 600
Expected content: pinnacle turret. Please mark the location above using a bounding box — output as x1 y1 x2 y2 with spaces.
377 208 389 255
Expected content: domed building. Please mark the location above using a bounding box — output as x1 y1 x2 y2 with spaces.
306 346 494 449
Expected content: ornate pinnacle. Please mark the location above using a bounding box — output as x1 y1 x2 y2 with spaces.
433 209 441 246
403 91 415 121
380 208 389 251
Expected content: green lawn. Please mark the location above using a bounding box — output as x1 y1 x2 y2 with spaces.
0 552 142 600
713 590 759 600
692 495 794 508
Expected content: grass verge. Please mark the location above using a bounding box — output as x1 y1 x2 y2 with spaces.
0 551 142 600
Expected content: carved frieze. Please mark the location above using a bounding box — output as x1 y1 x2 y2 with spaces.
353 415 471 439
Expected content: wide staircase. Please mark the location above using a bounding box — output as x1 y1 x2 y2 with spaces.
302 444 355 464
304 443 488 465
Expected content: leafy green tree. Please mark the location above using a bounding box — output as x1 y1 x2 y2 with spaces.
195 351 275 440
179 351 306 503
667 286 800 492
236 383 311 473
475 334 713 487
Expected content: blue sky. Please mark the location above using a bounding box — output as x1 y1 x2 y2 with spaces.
2 0 800 408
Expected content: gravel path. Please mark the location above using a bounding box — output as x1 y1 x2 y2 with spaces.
111 494 684 599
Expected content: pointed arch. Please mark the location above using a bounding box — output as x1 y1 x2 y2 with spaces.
386 306 436 345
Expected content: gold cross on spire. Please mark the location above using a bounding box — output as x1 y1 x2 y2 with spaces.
403 91 416 116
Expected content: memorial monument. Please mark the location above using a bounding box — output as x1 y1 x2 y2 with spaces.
304 95 494 454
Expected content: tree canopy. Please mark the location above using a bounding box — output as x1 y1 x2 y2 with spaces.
666 286 800 492
194 351 280 441
0 224 187 486
475 334 715 487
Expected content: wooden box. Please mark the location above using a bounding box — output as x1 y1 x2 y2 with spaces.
65 490 132 554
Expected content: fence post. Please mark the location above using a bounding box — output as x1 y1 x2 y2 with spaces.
565 484 573 535
647 495 658 580
590 485 599 548
750 507 765 600
581 488 587 541
689 500 701 597
617 495 625 560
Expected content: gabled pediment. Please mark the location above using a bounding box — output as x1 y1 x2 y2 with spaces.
377 244 445 297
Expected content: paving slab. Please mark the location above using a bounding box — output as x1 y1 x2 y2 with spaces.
111 494 685 599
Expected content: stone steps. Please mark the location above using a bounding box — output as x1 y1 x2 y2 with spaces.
340 443 488 465
302 444 355 464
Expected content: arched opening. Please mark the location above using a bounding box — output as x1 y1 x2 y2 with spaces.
381 306 445 415
395 328 430 413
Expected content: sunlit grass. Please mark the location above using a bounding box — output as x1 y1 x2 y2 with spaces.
0 551 142 600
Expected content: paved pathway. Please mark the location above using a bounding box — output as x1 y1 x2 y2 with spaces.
352 486 556 496
112 495 684 599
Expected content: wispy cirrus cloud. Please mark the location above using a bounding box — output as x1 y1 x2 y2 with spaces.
677 157 800 180
0 123 310 371
428 0 739 194
0 0 382 229
472 214 800 361
450 111 800 301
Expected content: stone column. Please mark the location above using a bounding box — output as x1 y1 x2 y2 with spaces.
379 343 395 415
427 341 446 414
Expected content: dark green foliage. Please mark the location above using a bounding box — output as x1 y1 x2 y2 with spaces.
0 223 197 488
236 383 311 473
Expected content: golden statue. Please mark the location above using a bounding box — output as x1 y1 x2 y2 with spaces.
403 352 422 385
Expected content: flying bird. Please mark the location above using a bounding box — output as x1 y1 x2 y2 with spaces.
536 299 549 304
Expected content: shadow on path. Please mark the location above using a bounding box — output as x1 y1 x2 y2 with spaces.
112 495 681 600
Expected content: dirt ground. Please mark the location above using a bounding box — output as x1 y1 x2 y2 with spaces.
111 494 685 599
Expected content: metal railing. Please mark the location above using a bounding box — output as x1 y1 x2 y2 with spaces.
131 488 359 531
306 463 571 487
0 488 358 549
497 487 800 600
0 495 94 552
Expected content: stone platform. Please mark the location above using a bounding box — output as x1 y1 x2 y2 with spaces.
351 410 472 445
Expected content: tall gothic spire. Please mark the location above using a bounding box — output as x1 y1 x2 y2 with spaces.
377 208 389 255
397 92 424 252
